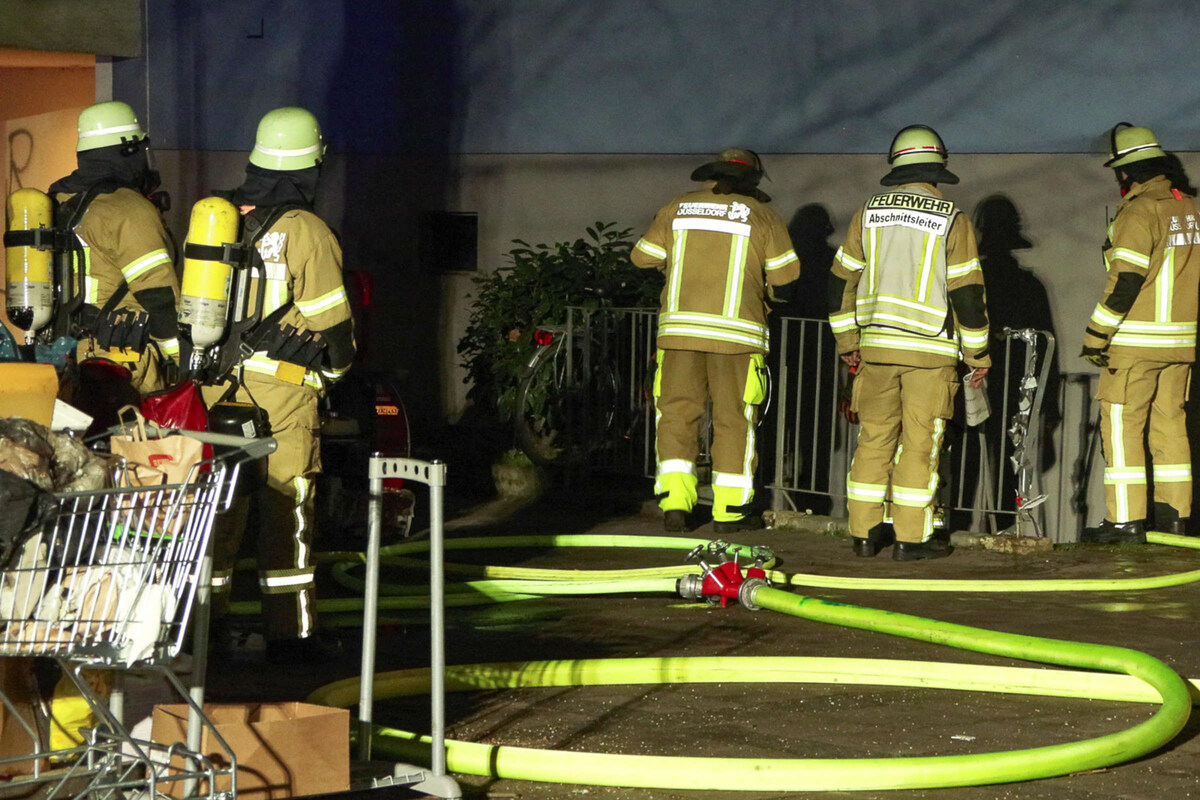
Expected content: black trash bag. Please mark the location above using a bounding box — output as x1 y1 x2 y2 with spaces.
0 469 56 569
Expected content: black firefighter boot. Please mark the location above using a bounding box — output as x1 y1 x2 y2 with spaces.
892 537 954 561
852 523 895 557
1080 519 1147 544
712 514 764 534
663 509 690 533
1151 502 1191 536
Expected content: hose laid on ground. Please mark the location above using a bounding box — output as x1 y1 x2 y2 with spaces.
225 531 1200 620
296 529 1199 790
225 523 1200 791
310 583 1192 792
316 531 1200 607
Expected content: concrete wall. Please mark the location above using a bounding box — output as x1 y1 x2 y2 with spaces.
155 147 1183 412
0 0 141 57
144 145 1200 539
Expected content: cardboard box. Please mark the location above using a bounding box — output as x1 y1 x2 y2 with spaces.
150 702 350 800
0 363 57 427
0 658 46 778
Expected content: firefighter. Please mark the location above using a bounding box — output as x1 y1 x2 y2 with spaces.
208 107 356 661
829 125 990 561
1080 124 1200 542
49 101 179 393
632 148 800 532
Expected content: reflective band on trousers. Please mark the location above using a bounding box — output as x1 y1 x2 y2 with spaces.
890 485 937 507
1152 464 1191 482
260 572 316 589
713 472 754 489
657 459 696 476
847 480 888 502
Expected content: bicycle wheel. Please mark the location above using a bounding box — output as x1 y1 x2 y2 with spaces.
515 336 619 466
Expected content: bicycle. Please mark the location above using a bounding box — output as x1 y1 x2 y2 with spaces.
513 315 622 467
513 283 657 467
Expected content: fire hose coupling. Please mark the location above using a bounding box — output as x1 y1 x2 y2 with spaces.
676 541 772 607
738 577 769 611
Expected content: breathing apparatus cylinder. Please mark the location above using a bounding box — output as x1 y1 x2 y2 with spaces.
4 188 55 345
179 196 240 367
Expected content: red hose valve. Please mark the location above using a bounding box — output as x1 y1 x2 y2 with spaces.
677 542 770 607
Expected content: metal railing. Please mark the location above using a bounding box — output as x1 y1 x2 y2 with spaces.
549 309 1058 535
765 317 1057 535
559 305 661 473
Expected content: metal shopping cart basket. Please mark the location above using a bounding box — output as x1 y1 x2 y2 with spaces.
0 428 274 800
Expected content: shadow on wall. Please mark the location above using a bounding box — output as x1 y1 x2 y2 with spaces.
974 193 1061 472
760 203 840 515
326 2 466 437
785 203 835 318
945 194 1065 534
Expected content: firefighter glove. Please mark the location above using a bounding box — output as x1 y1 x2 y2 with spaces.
1081 346 1109 368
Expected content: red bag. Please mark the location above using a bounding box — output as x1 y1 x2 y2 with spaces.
140 381 210 459
140 381 207 432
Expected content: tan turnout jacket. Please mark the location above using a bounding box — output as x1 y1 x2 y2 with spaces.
1083 175 1200 366
240 208 355 392
632 187 800 354
830 183 990 369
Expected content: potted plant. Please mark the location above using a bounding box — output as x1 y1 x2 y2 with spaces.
458 221 661 423
457 221 662 493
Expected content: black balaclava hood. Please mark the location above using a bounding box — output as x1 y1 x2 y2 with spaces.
711 177 771 203
1113 155 1200 198
222 163 320 209
880 162 960 187
49 141 163 201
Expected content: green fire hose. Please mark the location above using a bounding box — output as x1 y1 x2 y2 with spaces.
290 532 1198 791
310 583 1192 791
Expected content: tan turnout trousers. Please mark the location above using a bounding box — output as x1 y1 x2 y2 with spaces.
653 349 766 521
847 362 958 543
205 373 321 640
1097 360 1191 523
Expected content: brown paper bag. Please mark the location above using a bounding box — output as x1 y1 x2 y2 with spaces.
110 406 204 538
151 702 350 799
110 406 204 487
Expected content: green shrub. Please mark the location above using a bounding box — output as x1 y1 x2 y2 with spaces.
458 221 662 420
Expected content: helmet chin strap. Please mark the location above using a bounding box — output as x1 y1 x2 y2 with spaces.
1116 169 1134 197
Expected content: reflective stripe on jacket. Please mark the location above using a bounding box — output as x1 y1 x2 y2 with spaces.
632 187 800 354
830 182 989 369
1084 176 1200 364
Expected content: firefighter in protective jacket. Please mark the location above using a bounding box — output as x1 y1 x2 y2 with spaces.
208 107 356 661
829 125 990 561
1080 124 1200 543
49 101 179 393
632 148 800 532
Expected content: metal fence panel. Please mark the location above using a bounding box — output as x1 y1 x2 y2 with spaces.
558 308 1061 536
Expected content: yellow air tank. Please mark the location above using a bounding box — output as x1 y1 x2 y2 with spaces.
4 188 54 344
180 196 240 353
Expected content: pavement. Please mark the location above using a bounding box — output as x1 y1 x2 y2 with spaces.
203 472 1200 800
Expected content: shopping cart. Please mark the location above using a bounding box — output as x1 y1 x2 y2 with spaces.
0 428 274 800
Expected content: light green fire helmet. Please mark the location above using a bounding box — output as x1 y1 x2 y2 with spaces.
888 125 948 166
76 101 145 152
1104 122 1166 168
249 107 325 171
